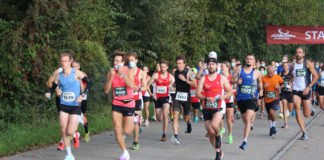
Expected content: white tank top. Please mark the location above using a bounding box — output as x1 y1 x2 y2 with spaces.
292 62 306 91
320 71 324 87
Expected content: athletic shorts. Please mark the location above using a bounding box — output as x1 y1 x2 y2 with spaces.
135 99 142 111
60 105 81 115
173 100 191 116
191 102 201 110
280 91 293 103
292 90 311 100
203 108 222 121
81 100 87 113
55 96 60 112
237 99 257 114
226 102 234 109
112 105 135 117
258 95 264 100
318 86 324 96
155 96 170 109
143 96 150 102
265 100 280 114
170 93 176 102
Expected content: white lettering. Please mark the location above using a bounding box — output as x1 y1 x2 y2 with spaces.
305 31 311 40
311 31 318 40
318 31 324 39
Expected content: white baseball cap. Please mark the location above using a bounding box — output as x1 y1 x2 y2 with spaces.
208 51 217 59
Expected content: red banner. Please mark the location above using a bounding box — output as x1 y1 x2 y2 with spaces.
267 25 324 44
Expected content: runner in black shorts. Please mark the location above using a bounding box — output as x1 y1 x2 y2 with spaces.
317 65 324 110
280 62 293 128
171 55 196 145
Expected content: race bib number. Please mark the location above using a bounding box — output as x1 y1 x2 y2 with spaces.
296 69 306 77
190 89 196 97
206 100 218 109
175 92 188 101
62 92 76 102
266 92 276 99
240 85 253 95
156 86 167 94
114 87 127 96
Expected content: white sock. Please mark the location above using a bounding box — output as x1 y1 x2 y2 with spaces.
66 146 72 156
272 121 276 127
269 120 272 128
243 138 247 142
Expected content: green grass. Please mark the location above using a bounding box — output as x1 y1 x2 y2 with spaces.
0 104 112 157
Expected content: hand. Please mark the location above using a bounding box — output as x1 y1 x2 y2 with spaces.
178 74 186 82
275 85 281 90
237 78 242 85
45 92 51 99
303 86 310 95
76 95 84 103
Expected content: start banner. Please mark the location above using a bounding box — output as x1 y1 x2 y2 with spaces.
267 25 324 44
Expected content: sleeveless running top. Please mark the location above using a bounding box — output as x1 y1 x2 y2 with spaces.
292 59 311 91
320 70 324 87
203 74 223 110
237 68 258 100
280 71 292 92
224 74 234 103
190 79 200 103
155 72 170 98
174 69 190 102
112 69 135 108
59 68 81 106
133 68 141 100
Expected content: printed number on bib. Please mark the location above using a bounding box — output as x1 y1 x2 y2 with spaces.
296 69 306 77
114 87 127 96
266 92 276 99
175 92 188 101
190 90 196 97
62 92 76 102
240 85 253 95
206 100 218 109
156 86 167 94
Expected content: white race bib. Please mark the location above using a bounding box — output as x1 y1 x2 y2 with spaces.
175 92 188 101
156 86 167 94
62 92 75 102
190 89 196 97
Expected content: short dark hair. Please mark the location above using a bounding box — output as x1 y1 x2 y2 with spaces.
128 52 138 59
175 55 186 63
113 50 126 61
60 52 73 60
160 60 169 66
245 54 255 58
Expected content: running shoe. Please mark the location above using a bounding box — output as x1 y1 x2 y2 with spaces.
311 108 315 116
160 134 167 141
64 155 75 160
144 120 150 127
215 150 224 160
272 127 277 136
119 150 130 160
131 143 140 150
300 132 309 140
228 134 233 144
73 132 80 149
193 116 199 123
239 141 247 150
84 132 90 143
236 111 241 119
185 123 192 134
57 141 65 151
171 136 180 145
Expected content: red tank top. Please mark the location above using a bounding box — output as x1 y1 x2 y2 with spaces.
203 74 223 110
155 72 170 98
225 74 233 103
133 68 141 100
190 80 200 103
112 68 135 108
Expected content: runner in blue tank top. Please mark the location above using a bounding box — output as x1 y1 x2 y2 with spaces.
232 54 263 151
45 52 89 160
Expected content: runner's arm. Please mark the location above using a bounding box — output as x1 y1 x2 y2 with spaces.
121 67 135 89
46 69 59 88
139 70 147 92
104 69 114 94
221 75 234 100
306 60 319 88
147 73 157 97
196 76 205 99
256 70 263 96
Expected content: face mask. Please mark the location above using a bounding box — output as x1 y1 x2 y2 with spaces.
260 71 266 75
261 63 265 67
129 61 137 68
231 63 236 67
115 63 124 70
315 64 319 68
246 64 251 67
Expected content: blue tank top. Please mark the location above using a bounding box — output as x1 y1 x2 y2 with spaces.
237 68 258 100
59 68 81 106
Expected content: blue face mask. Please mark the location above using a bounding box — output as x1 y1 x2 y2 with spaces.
129 61 137 68
115 63 124 70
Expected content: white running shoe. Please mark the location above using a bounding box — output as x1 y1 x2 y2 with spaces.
64 155 75 160
171 136 180 145
119 150 130 160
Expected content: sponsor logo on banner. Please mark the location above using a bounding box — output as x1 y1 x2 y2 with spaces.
271 28 296 40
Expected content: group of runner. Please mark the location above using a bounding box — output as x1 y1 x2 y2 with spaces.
45 47 324 160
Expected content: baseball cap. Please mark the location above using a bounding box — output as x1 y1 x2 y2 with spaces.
208 51 217 59
206 58 217 64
